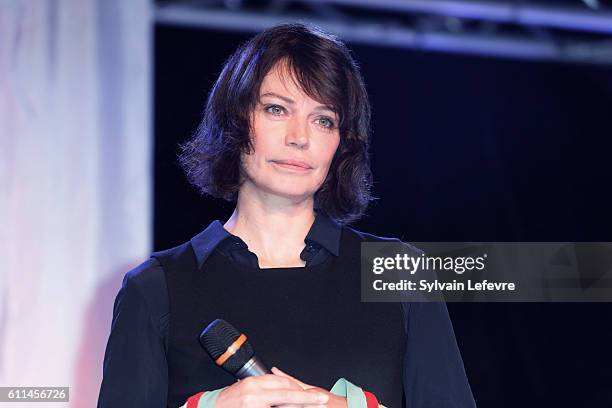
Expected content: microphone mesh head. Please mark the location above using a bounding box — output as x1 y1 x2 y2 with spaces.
200 319 255 374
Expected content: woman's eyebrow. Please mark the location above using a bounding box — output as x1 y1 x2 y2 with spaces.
260 92 337 114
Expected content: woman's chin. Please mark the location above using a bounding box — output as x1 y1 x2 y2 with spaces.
263 185 317 201
242 177 319 201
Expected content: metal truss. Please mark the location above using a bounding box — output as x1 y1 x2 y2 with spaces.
155 0 612 65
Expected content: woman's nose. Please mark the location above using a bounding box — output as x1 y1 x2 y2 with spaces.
285 117 309 149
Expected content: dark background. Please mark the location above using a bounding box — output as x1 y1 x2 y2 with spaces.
154 26 612 407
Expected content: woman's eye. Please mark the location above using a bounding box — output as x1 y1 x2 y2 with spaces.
264 105 285 115
317 117 336 129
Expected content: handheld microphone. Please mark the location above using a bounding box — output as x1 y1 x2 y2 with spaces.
200 319 271 379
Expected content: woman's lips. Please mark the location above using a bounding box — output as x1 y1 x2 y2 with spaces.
271 160 313 172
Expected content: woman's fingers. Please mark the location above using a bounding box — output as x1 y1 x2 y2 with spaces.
271 366 312 389
215 375 328 408
276 405 326 408
274 404 327 408
249 374 303 390
260 388 329 406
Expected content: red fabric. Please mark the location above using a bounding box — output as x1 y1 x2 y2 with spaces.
186 391 206 408
363 390 379 408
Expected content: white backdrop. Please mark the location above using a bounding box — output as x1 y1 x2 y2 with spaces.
0 1 152 406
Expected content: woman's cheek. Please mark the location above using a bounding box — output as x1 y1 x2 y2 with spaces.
314 168 328 189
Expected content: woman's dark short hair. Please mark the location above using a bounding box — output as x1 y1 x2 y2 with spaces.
178 22 375 225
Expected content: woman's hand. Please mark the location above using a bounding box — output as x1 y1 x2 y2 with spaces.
214 373 329 408
271 367 348 408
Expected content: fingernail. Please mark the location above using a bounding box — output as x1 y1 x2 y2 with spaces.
318 394 329 403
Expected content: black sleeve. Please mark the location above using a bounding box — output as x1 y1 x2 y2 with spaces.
402 301 477 408
97 259 169 407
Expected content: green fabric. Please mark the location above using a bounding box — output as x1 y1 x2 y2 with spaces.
330 378 368 408
196 386 228 408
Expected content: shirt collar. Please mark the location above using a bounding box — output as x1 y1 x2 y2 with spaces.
189 210 342 269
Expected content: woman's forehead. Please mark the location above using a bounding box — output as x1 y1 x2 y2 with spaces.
259 62 335 111
260 64 304 96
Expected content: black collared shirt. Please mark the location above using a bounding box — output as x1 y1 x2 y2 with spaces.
191 210 341 269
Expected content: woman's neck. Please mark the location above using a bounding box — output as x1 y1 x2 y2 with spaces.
223 191 316 268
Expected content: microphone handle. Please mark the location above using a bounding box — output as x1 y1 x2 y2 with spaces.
235 355 271 379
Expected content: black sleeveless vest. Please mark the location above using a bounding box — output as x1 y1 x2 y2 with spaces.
153 227 407 408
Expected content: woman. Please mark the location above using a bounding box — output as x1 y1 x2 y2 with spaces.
98 23 475 408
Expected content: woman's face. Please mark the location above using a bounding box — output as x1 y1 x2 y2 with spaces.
240 63 341 202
